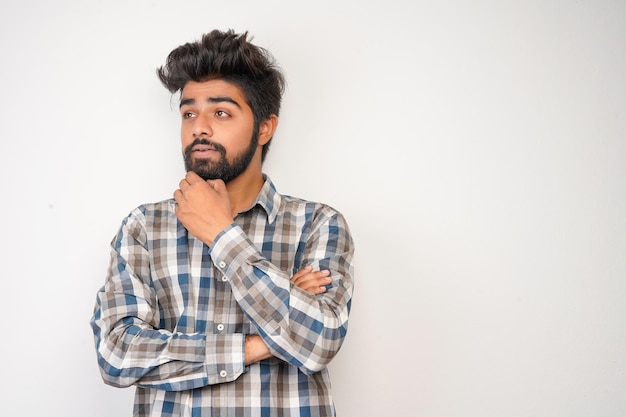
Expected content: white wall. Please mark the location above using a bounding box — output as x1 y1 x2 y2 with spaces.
1 1 625 416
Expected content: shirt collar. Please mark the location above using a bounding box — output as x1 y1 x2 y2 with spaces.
247 174 281 224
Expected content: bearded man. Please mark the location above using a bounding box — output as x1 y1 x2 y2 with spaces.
91 29 355 417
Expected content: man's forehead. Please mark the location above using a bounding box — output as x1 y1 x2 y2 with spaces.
181 79 242 96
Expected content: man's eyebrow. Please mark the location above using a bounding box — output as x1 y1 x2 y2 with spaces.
179 98 195 108
179 96 242 109
208 96 242 108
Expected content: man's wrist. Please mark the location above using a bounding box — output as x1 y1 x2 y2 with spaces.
200 220 234 246
244 335 272 365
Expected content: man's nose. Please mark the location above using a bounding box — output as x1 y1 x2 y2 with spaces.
193 113 213 137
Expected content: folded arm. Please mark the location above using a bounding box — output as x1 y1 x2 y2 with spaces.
210 207 355 374
90 211 248 391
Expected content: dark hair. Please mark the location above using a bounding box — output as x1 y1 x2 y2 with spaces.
157 29 285 161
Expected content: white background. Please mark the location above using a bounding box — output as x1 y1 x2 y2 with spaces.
1 1 625 416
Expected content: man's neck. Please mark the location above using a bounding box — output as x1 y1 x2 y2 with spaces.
225 161 265 217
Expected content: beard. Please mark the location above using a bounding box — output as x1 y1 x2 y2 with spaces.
183 130 259 183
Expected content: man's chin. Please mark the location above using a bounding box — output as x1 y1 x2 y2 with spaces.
191 170 221 181
187 161 221 181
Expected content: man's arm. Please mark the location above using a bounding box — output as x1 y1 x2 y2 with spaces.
90 210 247 391
244 267 333 365
211 209 354 374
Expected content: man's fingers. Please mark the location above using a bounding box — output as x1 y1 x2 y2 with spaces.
291 266 313 282
173 188 183 201
206 178 226 192
291 268 331 294
185 171 203 183
302 284 328 295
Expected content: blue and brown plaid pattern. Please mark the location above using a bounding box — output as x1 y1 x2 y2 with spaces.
91 177 354 416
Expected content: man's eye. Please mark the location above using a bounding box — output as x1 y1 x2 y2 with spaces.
182 112 195 119
216 110 229 117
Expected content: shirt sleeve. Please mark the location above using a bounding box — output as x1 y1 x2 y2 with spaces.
90 209 245 391
209 205 355 374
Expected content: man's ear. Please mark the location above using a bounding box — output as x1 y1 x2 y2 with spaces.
258 115 278 146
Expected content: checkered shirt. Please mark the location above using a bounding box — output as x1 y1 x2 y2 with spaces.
90 176 355 417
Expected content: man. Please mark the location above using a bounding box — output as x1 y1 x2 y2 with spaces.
90 29 355 417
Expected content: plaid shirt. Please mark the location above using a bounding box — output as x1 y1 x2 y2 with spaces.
90 176 354 417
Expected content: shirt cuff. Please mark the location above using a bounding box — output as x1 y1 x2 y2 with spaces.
204 333 245 384
209 224 264 279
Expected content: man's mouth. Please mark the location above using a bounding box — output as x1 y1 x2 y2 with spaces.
191 144 218 155
185 139 226 161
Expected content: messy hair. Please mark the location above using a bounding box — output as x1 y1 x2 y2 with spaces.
157 29 285 161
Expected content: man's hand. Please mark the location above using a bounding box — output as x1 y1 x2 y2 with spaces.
173 172 234 246
291 266 332 295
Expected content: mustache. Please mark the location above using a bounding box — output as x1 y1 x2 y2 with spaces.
184 138 227 157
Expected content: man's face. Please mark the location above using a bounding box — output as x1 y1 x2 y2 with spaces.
180 79 259 183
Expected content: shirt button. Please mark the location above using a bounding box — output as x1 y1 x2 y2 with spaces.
221 275 228 282
217 323 225 331
220 370 227 378
218 261 226 268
